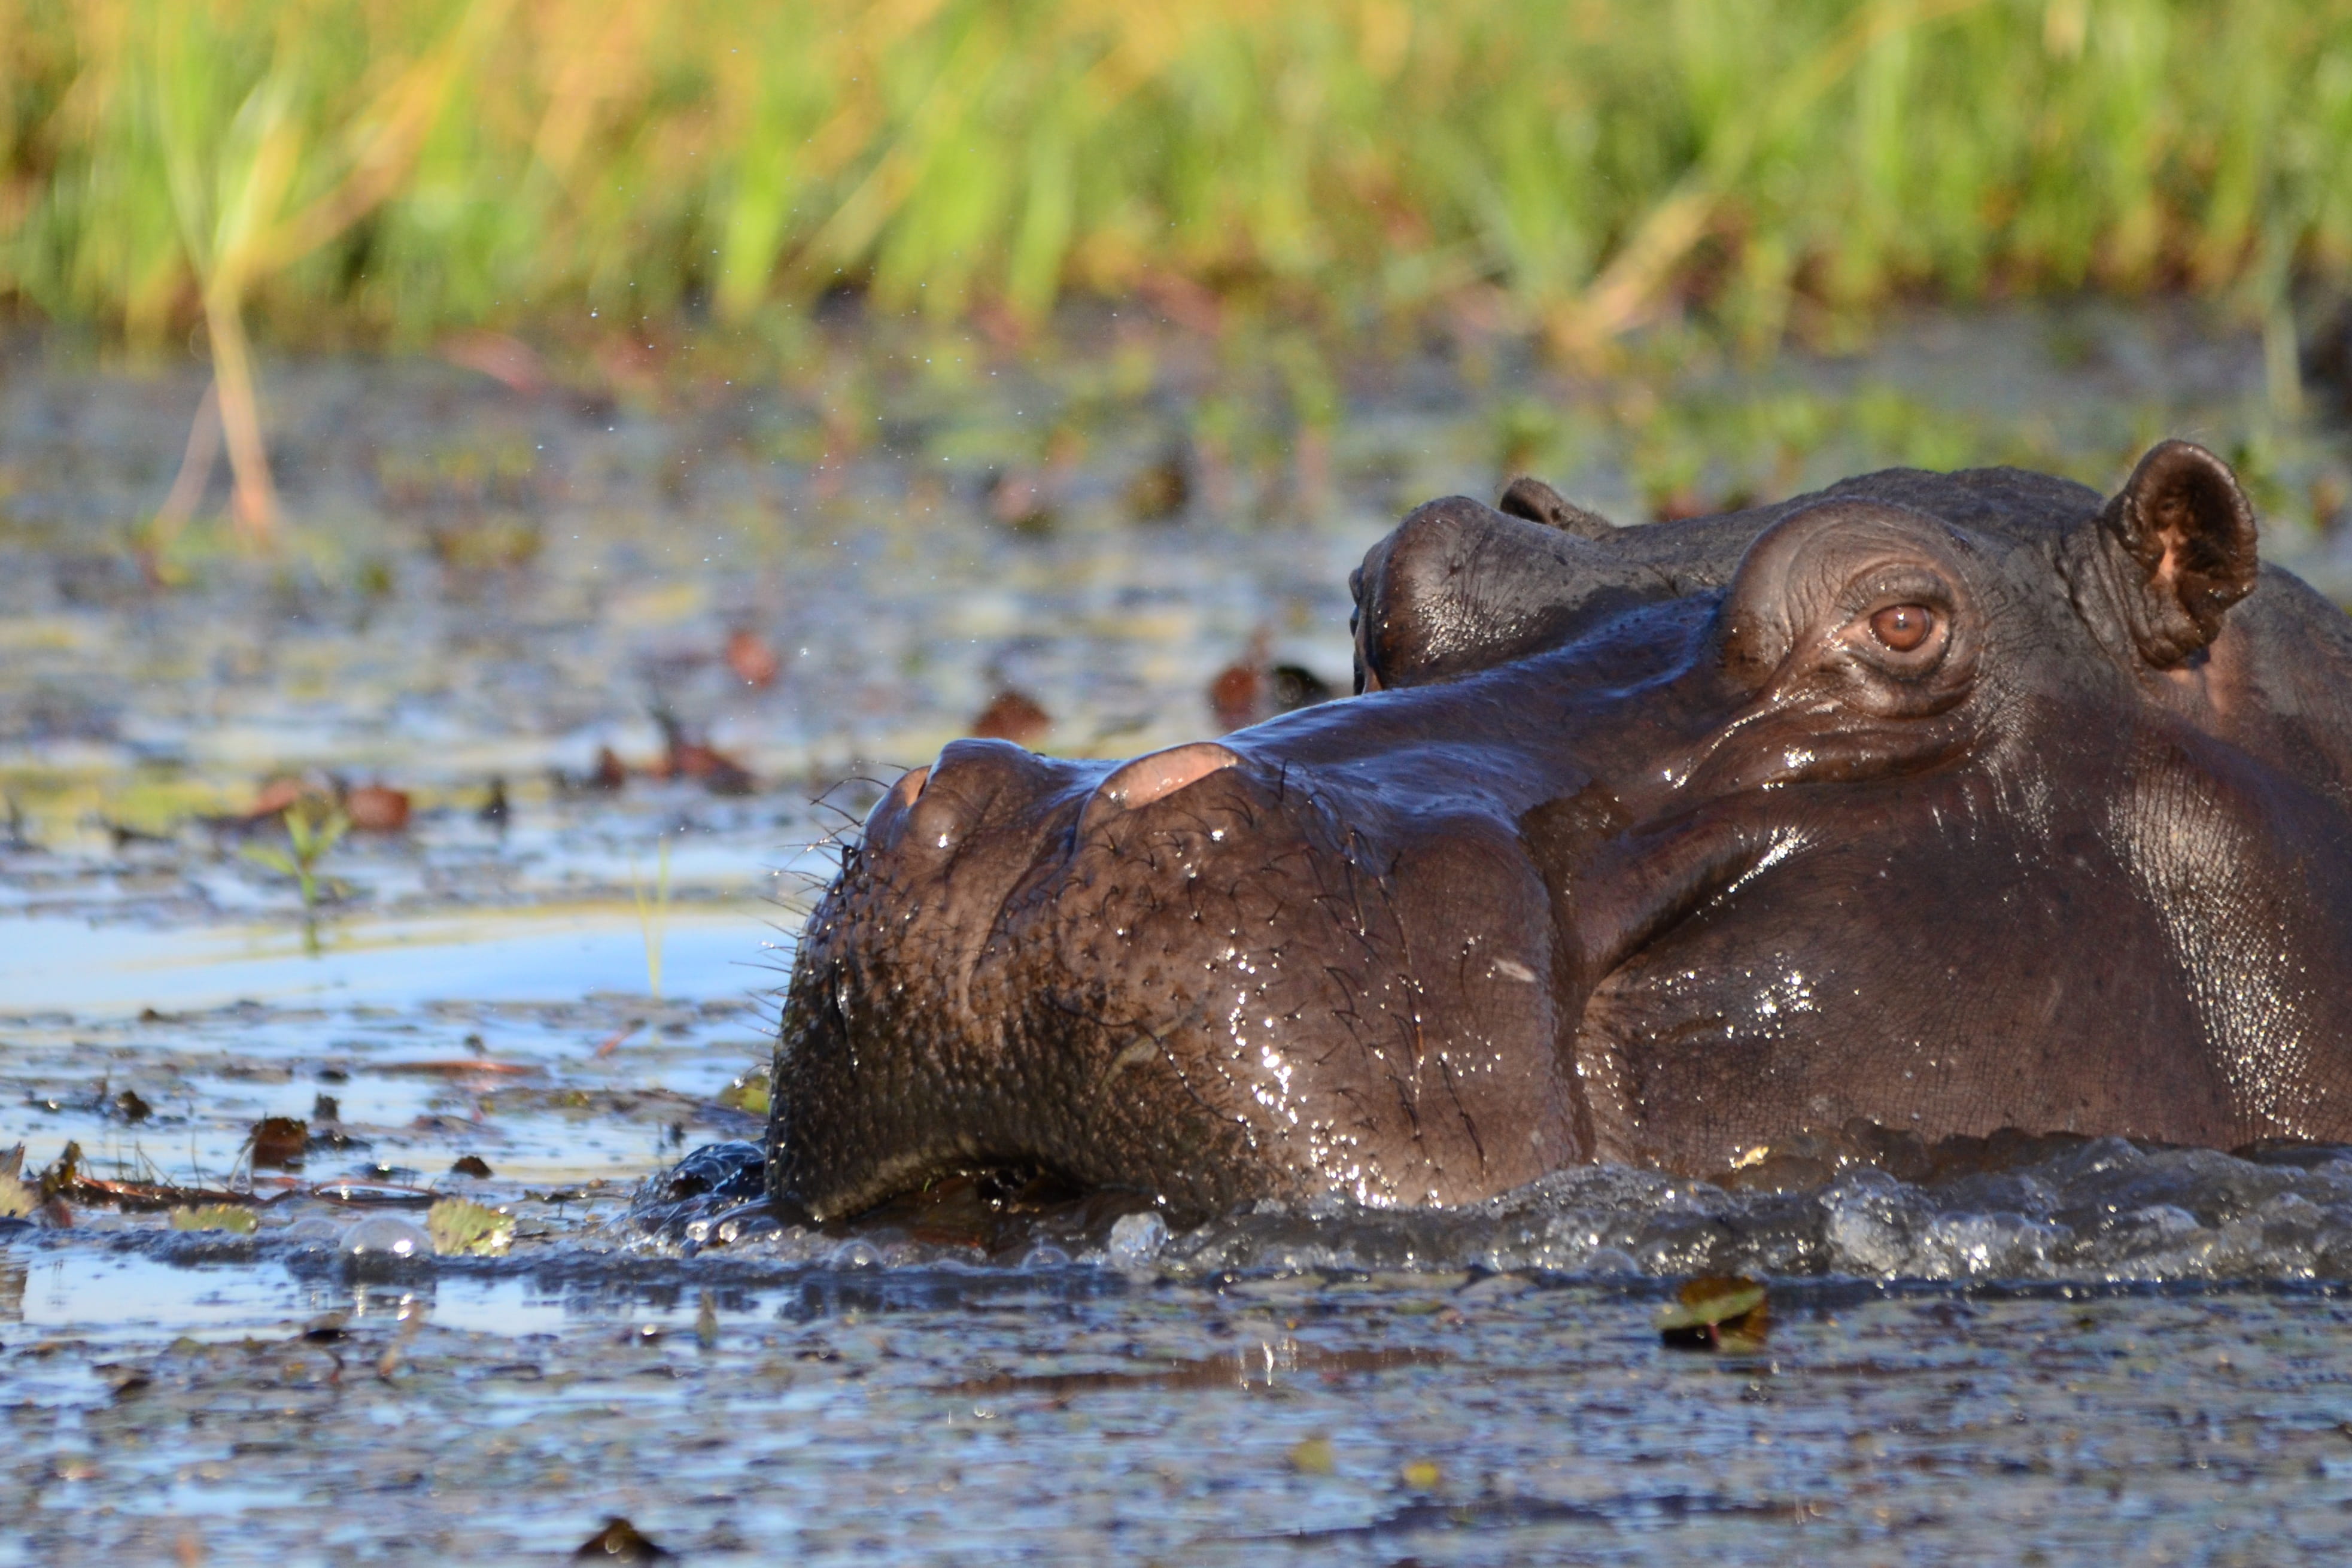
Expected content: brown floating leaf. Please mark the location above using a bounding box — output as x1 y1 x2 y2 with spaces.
449 1154 494 1178
970 688 1051 747
249 777 305 818
1124 452 1190 521
1658 1275 1770 1353
342 783 411 833
654 711 756 795
250 1117 308 1170
573 1517 672 1563
1208 662 1261 732
725 629 781 688
113 1089 153 1123
1207 628 1336 733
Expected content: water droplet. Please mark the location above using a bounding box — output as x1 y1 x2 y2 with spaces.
1107 1211 1168 1269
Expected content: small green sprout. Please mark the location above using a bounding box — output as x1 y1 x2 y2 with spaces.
244 798 350 953
631 834 673 999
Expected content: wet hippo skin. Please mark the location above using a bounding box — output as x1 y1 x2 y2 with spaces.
766 441 2352 1224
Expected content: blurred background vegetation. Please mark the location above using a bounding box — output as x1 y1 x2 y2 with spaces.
4 0 2348 355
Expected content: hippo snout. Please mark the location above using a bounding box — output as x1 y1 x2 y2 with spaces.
769 717 1572 1224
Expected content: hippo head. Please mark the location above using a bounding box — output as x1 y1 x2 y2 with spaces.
770 441 2352 1223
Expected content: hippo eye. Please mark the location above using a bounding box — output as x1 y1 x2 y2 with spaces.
1868 604 1935 652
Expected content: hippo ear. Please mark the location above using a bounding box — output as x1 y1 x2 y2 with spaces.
2096 440 2260 667
1497 476 1615 540
1353 496 1657 690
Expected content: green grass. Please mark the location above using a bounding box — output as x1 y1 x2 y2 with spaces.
4 0 2350 355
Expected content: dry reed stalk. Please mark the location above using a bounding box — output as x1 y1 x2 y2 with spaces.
152 0 513 540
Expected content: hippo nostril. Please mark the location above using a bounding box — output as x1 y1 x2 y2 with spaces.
862 764 932 855
1081 742 1242 834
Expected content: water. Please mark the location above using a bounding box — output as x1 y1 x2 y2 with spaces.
7 303 2352 1563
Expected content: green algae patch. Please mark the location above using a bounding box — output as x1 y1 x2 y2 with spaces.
169 1205 259 1234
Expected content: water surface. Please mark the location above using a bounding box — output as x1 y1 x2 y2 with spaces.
6 305 2351 1563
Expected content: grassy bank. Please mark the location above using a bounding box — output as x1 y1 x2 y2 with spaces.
4 0 2349 358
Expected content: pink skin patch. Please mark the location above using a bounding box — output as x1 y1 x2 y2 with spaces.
1081 742 1241 832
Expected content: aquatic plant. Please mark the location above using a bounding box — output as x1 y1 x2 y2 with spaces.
3 0 2347 361
243 797 349 951
631 833 672 999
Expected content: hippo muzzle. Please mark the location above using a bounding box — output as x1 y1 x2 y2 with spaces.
771 445 2352 1223
771 721 1578 1222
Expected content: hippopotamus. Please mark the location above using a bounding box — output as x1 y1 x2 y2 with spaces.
765 440 2352 1224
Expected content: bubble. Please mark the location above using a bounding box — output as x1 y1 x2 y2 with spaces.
1021 1244 1072 1271
281 1218 344 1247
344 1216 430 1258
828 1239 883 1269
716 1214 781 1245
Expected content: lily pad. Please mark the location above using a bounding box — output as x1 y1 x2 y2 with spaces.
716 1075 771 1116
428 1198 515 1256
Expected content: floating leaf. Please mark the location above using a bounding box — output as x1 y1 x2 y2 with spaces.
170 1205 259 1235
250 1116 308 1169
716 1075 771 1116
427 1198 513 1257
573 1517 671 1562
1286 1435 1336 1475
1658 1275 1770 1353
1399 1458 1443 1490
449 1154 494 1178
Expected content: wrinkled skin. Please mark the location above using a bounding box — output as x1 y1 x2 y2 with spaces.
768 441 2352 1224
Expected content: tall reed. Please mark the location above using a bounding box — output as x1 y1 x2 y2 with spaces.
5 0 2348 361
